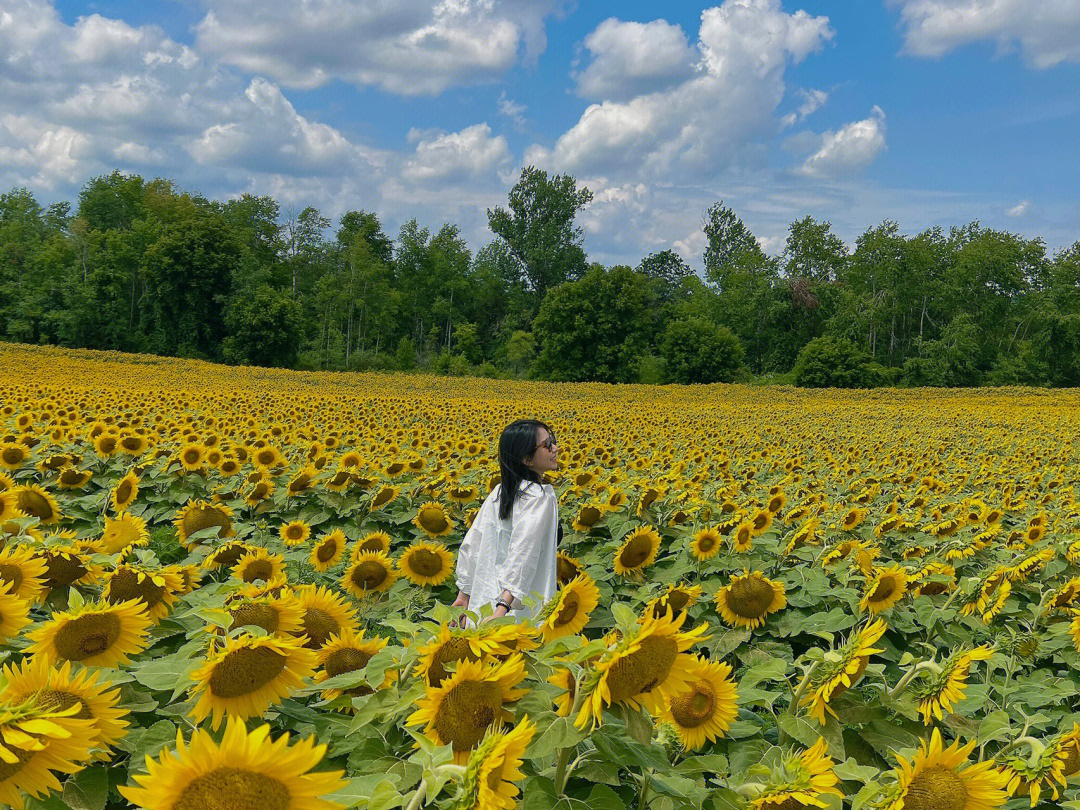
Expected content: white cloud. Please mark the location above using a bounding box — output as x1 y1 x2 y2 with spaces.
539 1 834 180
573 18 696 101
497 92 527 130
797 106 887 178
893 0 1080 68
780 87 829 127
1006 199 1030 216
402 124 513 184
194 0 568 94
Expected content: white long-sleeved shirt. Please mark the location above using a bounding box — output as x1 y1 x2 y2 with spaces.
455 480 558 620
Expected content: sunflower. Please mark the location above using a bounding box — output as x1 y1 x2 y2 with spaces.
243 478 276 507
251 445 286 471
201 540 252 571
231 548 286 584
749 738 843 810
13 484 61 524
0 491 23 522
104 563 184 623
458 716 536 810
0 545 48 602
226 593 303 636
286 464 318 496
647 583 704 621
801 619 887 725
1 656 128 754
840 507 869 531
314 627 393 703
407 655 528 763
415 624 518 688
26 598 152 667
0 442 28 470
309 528 347 572
448 484 479 504
576 609 709 729
784 518 821 554
715 570 786 630
110 470 140 512
354 530 391 556
119 717 347 810
659 656 737 750
189 632 318 729
614 525 661 576
174 499 235 548
538 573 600 641
37 543 102 588
910 644 996 725
291 584 359 649
396 540 453 587
0 579 31 642
690 526 723 560
94 433 121 459
413 501 454 538
99 511 150 554
571 504 605 532
911 562 956 597
556 551 583 585
369 484 401 510
0 701 96 810
1001 741 1070 808
731 519 755 552
749 508 774 536
880 727 1009 810
860 564 909 615
343 550 398 597
547 667 577 717
279 519 311 547
1045 575 1080 613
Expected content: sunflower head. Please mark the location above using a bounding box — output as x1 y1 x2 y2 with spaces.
614 525 661 577
309 529 347 572
414 501 454 538
455 716 536 810
860 564 909 615
343 550 398 597
690 526 723 560
174 499 235 548
556 551 583 585
660 656 738 750
882 728 1009 810
314 627 393 704
538 573 600 641
801 619 887 725
279 520 311 547
714 570 786 630
747 738 843 810
26 598 152 668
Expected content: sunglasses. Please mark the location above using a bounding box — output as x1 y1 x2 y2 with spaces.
534 434 557 453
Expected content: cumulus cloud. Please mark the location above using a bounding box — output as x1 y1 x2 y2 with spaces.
573 18 697 101
893 0 1080 68
780 87 829 128
402 123 513 184
797 107 887 178
538 1 834 181
194 0 568 94
1006 199 1030 216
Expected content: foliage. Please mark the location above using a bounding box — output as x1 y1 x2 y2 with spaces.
660 316 744 384
794 336 878 388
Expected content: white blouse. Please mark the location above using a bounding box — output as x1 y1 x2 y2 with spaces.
455 480 559 620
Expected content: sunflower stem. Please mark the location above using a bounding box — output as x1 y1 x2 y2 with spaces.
638 769 651 810
790 660 820 708
404 778 427 810
999 735 1047 766
554 668 587 795
888 660 942 698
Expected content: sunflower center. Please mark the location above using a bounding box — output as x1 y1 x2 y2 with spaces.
230 604 279 633
556 558 580 584
174 767 291 810
44 553 88 586
325 648 374 678
419 508 448 533
301 608 339 648
1061 744 1080 777
351 561 388 590
432 680 503 752
0 563 24 590
285 525 305 541
17 490 54 520
920 581 949 596
604 635 679 704
670 683 715 728
726 578 775 618
242 561 274 583
23 689 95 720
903 765 967 810
0 744 37 782
1 447 24 465
697 535 717 553
213 544 246 567
577 507 601 527
183 506 232 540
619 536 653 569
407 549 444 577
767 799 811 810
555 593 580 626
316 541 338 563
869 578 896 602
667 591 690 612
372 488 395 507
54 612 122 660
209 647 287 699
426 637 479 687
107 568 166 609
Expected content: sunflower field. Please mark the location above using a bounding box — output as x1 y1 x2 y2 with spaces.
1 342 1080 810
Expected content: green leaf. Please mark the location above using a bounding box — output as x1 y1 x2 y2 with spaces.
324 775 401 810
62 766 109 810
118 720 178 774
738 657 788 690
526 715 587 760
580 784 626 810
610 602 637 631
975 710 1013 745
522 776 561 810
591 725 668 771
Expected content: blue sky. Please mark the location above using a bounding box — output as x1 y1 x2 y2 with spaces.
4 0 1079 266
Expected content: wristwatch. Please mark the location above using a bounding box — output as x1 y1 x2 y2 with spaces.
495 599 514 612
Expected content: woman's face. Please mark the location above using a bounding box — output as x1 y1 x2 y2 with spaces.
524 427 558 475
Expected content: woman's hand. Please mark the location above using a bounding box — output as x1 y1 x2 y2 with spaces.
452 591 470 627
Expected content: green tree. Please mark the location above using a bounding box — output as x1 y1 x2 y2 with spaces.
487 166 592 314
533 265 659 383
222 283 303 367
794 336 878 388
660 317 744 384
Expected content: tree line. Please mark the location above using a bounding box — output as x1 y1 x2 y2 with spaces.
1 168 1078 387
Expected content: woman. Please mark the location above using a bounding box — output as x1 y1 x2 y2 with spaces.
452 419 560 623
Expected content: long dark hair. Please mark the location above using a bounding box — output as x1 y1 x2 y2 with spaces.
497 419 552 520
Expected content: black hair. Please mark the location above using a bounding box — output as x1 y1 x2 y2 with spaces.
497 419 553 520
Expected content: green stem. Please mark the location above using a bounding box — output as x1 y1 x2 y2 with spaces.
638 769 651 810
733 782 767 799
790 661 821 708
404 778 427 810
889 660 943 698
554 669 587 795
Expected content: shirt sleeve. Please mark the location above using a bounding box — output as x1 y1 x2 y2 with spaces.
455 490 490 592
498 487 557 605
